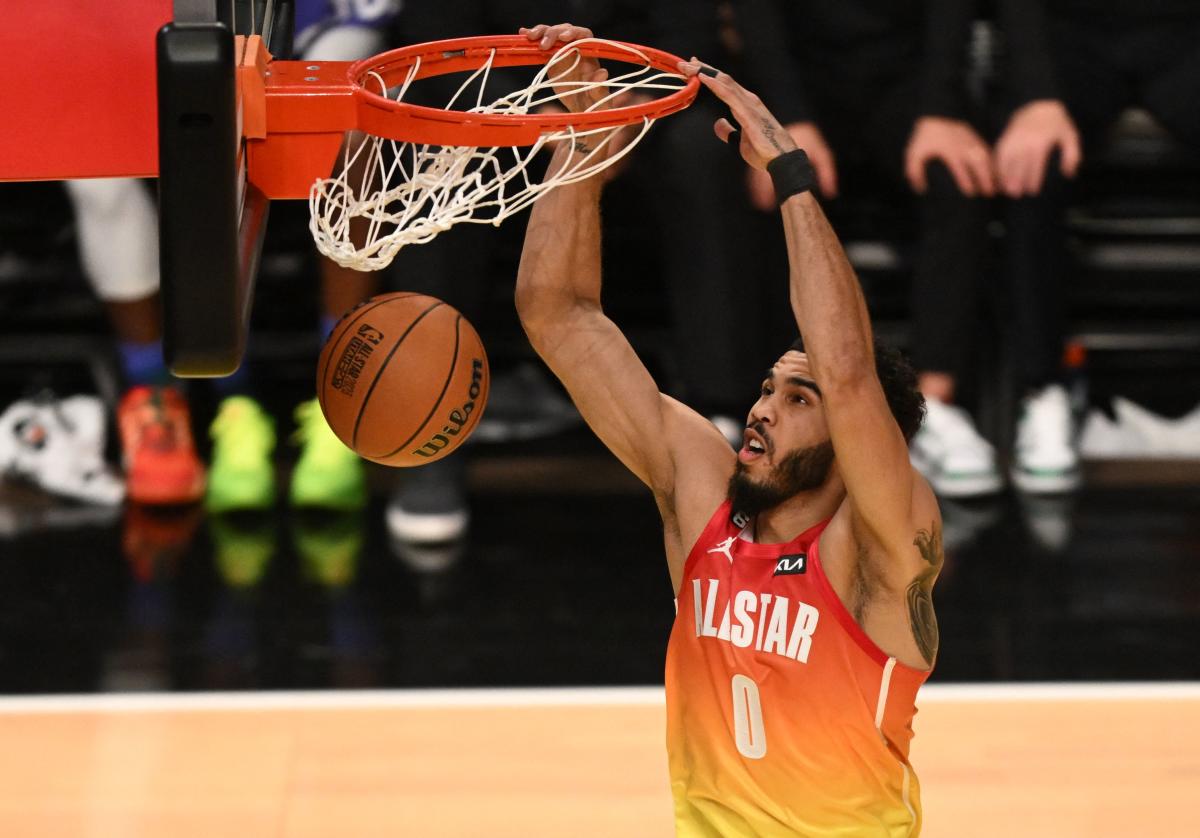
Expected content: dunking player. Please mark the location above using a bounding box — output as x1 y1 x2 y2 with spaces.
516 23 940 836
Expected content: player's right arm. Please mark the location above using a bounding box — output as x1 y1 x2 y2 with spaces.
514 25 733 571
516 159 710 496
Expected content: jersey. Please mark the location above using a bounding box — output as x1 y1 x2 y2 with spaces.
665 500 931 837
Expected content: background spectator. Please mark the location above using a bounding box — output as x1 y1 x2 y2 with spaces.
988 0 1200 492
734 0 1000 498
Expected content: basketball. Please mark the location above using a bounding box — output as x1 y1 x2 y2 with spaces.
317 293 489 467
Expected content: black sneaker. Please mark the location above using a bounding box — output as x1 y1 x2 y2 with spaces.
474 363 580 443
386 455 468 544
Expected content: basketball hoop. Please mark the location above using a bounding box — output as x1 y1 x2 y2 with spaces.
244 34 698 271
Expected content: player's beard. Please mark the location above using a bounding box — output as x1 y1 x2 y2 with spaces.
727 440 835 519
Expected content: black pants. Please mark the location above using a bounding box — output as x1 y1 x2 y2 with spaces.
808 74 993 382
1001 13 1200 390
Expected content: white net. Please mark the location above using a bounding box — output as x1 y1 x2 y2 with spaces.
308 39 688 271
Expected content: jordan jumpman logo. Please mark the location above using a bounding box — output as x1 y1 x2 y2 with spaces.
707 536 736 563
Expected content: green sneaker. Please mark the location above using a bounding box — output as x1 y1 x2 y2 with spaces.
289 399 367 510
206 396 277 513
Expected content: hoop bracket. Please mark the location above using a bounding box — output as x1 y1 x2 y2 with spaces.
247 55 355 198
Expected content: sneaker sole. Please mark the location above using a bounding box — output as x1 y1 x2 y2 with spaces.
928 471 1005 499
206 491 276 514
128 483 206 506
386 506 468 544
1011 467 1081 495
289 486 367 511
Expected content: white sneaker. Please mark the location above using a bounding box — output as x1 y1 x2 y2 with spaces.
1111 397 1200 457
910 399 1003 498
1012 384 1081 494
0 395 125 506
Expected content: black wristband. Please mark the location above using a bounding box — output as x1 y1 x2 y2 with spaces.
766 148 816 205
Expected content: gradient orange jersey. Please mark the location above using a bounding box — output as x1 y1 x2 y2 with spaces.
665 501 931 836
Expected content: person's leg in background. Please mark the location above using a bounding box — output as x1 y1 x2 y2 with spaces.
204 10 402 515
843 78 999 498
1002 159 1078 492
906 158 1000 497
647 97 774 445
286 18 398 512
64 177 206 506
383 222 496 548
283 211 377 511
997 13 1133 493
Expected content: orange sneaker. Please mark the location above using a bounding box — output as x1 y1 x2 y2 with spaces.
118 385 206 505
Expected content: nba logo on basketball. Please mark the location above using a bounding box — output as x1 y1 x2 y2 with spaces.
331 323 385 397
773 554 807 576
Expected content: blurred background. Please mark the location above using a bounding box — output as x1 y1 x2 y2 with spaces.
0 0 1197 700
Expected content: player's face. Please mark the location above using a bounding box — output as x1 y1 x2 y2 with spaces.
728 351 834 512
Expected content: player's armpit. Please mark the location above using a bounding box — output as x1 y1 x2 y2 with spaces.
523 306 733 501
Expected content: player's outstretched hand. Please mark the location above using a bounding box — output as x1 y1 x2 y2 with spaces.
677 59 797 170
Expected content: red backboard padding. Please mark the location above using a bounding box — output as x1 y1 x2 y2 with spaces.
1 1 173 180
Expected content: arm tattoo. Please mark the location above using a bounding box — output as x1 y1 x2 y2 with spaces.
907 524 943 666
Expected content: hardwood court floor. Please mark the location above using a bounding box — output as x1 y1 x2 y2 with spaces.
0 685 1195 838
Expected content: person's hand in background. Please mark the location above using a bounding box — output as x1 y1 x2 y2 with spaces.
993 99 1081 198
905 117 995 197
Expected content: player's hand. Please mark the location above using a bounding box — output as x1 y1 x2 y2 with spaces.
746 122 838 210
677 59 797 170
904 117 995 197
521 24 607 114
993 99 1081 198
522 24 642 181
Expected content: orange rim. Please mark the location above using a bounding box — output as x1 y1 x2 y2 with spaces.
248 34 699 198
344 34 700 146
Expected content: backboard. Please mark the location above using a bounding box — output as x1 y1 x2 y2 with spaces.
1 1 294 377
158 0 294 376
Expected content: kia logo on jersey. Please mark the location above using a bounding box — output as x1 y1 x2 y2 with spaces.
773 554 807 576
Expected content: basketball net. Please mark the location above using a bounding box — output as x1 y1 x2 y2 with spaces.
308 39 687 271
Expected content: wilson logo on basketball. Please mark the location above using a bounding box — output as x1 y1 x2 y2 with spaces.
332 324 384 396
413 358 484 458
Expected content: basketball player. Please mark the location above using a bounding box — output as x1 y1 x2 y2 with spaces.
516 24 940 835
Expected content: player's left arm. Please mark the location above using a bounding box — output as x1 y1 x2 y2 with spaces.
681 61 940 577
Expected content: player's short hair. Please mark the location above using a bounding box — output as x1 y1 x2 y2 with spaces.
788 337 925 442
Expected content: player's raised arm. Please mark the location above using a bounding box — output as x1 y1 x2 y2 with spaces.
680 60 936 565
515 26 732 521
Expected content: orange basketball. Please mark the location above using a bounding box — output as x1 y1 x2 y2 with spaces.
317 293 489 467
